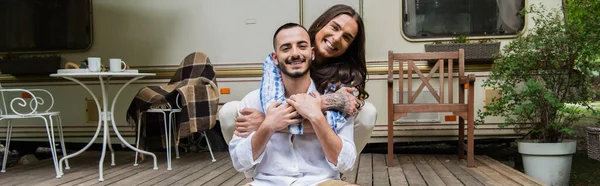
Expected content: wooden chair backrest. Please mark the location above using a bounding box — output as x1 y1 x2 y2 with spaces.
388 49 465 105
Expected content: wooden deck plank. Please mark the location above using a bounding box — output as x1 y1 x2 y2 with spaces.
411 155 446 186
100 152 201 186
3 160 72 185
185 158 234 185
152 152 229 186
79 157 155 186
450 156 502 186
0 152 546 186
342 157 359 183
387 155 409 186
117 153 209 186
475 156 544 186
220 171 247 186
0 154 55 175
422 155 464 186
356 153 373 186
33 152 133 186
90 162 155 186
436 155 484 186
10 154 99 186
473 159 521 186
398 155 427 186
66 154 160 186
372 153 390 186
203 166 240 186
11 152 124 186
166 154 233 185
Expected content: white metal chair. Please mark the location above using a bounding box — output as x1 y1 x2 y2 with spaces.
0 86 69 177
134 93 216 170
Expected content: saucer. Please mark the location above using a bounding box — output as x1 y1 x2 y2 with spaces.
57 69 89 74
110 70 139 73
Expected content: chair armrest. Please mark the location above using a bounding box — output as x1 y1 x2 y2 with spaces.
0 88 42 115
459 74 476 84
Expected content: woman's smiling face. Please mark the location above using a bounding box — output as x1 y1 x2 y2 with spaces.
314 14 358 59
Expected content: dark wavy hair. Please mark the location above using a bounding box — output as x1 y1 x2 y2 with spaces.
308 4 369 100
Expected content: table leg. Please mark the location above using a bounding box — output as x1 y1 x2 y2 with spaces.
109 76 158 170
104 77 115 166
98 76 110 181
57 77 104 178
103 112 116 166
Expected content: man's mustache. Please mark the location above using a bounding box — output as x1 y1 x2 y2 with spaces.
285 57 306 64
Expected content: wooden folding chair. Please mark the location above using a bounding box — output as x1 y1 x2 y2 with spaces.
387 49 476 167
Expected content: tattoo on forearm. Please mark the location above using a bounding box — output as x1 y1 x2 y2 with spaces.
325 92 347 113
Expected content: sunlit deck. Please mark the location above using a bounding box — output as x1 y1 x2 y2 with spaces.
0 151 545 186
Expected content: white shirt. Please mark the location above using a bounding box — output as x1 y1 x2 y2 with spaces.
229 82 356 186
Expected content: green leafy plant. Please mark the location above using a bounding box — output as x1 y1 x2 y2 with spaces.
453 35 469 43
430 35 496 45
476 38 496 44
478 2 600 143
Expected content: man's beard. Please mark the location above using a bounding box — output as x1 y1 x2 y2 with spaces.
278 57 311 78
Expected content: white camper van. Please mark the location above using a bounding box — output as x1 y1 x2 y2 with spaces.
0 0 562 146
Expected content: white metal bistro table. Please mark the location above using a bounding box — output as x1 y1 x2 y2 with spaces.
50 72 158 181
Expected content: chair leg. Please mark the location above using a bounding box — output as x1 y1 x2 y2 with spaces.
161 111 171 171
43 116 61 178
458 117 465 159
55 115 70 169
387 119 394 167
467 119 475 167
171 112 180 159
467 84 475 167
2 120 12 173
134 112 143 166
203 131 216 162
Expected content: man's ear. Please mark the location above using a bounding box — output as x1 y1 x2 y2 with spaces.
311 47 315 60
271 52 279 65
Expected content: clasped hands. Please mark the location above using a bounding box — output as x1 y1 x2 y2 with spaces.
234 87 362 137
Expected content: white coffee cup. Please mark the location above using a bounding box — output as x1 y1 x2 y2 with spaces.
87 57 101 72
109 58 127 72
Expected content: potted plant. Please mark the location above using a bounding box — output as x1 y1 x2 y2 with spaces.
478 1 600 186
424 35 501 62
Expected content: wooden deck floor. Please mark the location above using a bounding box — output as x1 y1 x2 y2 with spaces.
0 151 546 186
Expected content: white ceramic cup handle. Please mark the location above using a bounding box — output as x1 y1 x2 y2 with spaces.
121 61 127 71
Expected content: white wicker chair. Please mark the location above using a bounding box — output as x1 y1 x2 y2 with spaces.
0 85 69 177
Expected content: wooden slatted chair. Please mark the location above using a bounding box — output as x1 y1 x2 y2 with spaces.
387 49 476 167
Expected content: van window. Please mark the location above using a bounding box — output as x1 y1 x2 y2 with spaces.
402 0 525 39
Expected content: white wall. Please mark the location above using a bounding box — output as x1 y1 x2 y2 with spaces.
60 0 298 65
4 0 564 143
58 0 562 65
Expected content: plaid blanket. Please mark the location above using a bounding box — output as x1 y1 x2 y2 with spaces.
260 54 346 134
126 52 219 151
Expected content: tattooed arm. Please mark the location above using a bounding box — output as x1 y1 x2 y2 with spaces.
234 110 315 137
321 87 362 116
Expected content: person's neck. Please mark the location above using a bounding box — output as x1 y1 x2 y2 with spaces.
282 74 311 98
